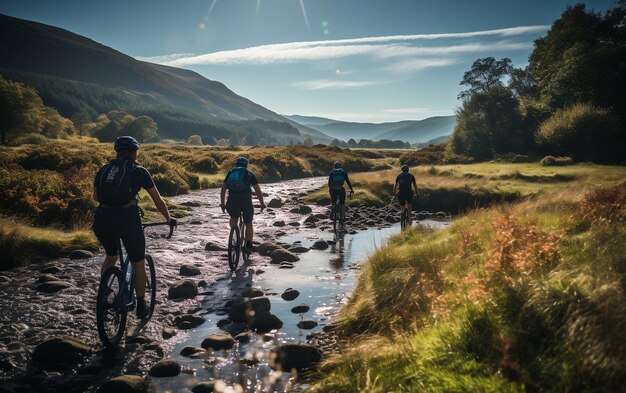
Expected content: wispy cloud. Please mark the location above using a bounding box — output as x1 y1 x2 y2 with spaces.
135 53 196 63
155 25 547 67
292 79 379 90
385 58 458 73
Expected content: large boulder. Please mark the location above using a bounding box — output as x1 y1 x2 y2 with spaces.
270 249 299 263
270 343 322 371
32 336 91 369
201 333 235 351
168 280 198 299
228 297 271 323
97 375 149 393
148 358 181 377
257 242 281 257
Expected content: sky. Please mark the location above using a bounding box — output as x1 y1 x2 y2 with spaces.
0 0 618 123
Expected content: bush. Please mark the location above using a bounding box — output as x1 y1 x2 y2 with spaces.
190 157 218 173
12 133 51 145
536 103 623 163
540 155 574 166
399 144 446 166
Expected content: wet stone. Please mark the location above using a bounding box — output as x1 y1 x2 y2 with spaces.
173 314 205 329
270 248 299 263
97 375 149 393
273 220 286 227
149 358 181 377
35 280 71 293
270 343 322 371
312 240 329 250
168 280 198 299
304 215 319 223
36 273 58 284
234 332 251 343
291 304 310 314
180 346 206 358
281 288 300 301
191 381 215 393
162 328 177 339
288 246 309 253
250 312 283 333
69 249 94 259
228 297 271 323
40 266 62 274
279 262 294 269
205 242 226 252
0 275 10 284
267 198 283 208
241 287 264 298
201 333 235 351
297 320 318 330
180 264 201 277
32 336 91 369
257 242 280 256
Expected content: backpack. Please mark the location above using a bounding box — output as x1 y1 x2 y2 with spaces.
397 172 411 185
226 167 250 192
96 160 136 206
329 169 346 189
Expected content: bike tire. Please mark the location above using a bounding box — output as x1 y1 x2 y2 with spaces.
240 221 249 263
228 225 240 272
400 209 408 229
144 254 157 321
96 267 127 348
332 205 338 233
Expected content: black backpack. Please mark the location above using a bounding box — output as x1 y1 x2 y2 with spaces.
96 160 136 206
397 172 411 185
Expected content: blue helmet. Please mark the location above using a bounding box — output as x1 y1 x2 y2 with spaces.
235 156 249 167
401 164 409 172
114 136 139 151
334 161 342 169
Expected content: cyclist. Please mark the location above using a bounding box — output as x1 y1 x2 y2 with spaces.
393 164 418 226
328 161 355 229
92 136 174 319
220 157 266 253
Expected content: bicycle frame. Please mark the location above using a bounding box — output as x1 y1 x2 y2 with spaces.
117 240 135 309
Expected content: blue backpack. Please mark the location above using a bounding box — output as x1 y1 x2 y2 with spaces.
226 167 249 192
330 169 346 189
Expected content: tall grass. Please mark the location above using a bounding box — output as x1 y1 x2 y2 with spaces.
311 181 626 392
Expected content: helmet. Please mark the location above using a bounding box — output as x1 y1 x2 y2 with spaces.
334 161 342 169
401 165 409 172
235 157 249 167
114 136 139 152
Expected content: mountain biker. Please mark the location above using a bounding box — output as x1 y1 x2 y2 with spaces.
220 157 266 253
328 161 355 229
393 164 418 226
92 136 174 319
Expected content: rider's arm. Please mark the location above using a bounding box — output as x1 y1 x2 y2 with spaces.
146 187 172 223
344 173 355 193
252 184 266 210
412 177 418 194
220 185 227 211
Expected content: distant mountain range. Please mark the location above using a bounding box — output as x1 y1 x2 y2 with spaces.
284 114 456 144
0 13 331 144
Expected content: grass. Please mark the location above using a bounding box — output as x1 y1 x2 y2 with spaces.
309 170 626 392
0 218 99 270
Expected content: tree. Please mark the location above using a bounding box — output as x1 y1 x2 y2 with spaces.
0 75 43 144
187 135 203 145
302 137 314 146
458 57 513 99
229 134 242 146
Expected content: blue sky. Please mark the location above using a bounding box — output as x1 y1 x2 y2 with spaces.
0 0 618 122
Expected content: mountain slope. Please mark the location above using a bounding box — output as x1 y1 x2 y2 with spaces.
373 116 456 143
0 13 331 143
316 120 417 141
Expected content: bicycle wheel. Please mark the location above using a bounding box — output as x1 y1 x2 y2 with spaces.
332 205 338 233
239 220 249 263
400 209 408 229
96 267 127 348
228 225 240 272
144 254 157 321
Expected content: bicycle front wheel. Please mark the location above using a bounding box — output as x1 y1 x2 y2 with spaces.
228 226 240 272
96 266 127 348
400 209 408 229
144 254 157 321
239 221 249 263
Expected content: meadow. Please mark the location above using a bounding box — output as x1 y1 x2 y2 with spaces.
309 163 626 392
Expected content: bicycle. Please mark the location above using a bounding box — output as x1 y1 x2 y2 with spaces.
228 211 255 272
331 191 352 233
96 220 176 348
390 195 410 230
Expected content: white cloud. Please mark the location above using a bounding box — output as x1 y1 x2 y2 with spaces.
158 25 547 67
292 79 379 90
135 53 196 63
385 58 458 73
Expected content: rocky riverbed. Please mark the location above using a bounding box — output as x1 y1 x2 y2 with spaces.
0 177 449 393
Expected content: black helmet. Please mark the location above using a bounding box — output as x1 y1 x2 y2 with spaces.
334 161 342 169
401 164 409 172
235 157 249 167
114 136 139 152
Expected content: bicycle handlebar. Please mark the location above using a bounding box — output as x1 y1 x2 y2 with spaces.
142 220 177 239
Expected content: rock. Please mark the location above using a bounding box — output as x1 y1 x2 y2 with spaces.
270 343 322 371
40 266 61 274
36 279 72 293
257 242 281 256
168 280 198 299
281 288 300 301
69 249 94 259
179 264 201 277
191 381 215 393
270 248 299 263
312 240 329 250
241 287 264 298
250 312 283 333
267 198 283 208
32 336 90 369
0 275 10 284
181 201 202 207
228 297 271 323
288 222 301 227
304 215 319 223
272 220 286 227
384 215 398 223
162 328 177 339
291 304 310 314
288 246 309 253
279 262 294 269
0 358 16 372
173 314 205 329
36 273 58 284
234 332 251 343
316 197 331 206
126 335 152 345
201 333 235 351
97 375 149 393
180 346 206 357
297 320 318 329
148 358 181 377
205 242 226 252
298 205 313 214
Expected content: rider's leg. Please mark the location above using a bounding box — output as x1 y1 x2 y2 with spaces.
339 189 347 228
245 222 254 242
229 216 237 228
132 260 147 298
100 254 118 275
406 201 412 226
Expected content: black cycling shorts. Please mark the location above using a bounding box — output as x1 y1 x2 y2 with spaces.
329 188 346 205
226 194 254 223
93 206 145 262
397 190 413 206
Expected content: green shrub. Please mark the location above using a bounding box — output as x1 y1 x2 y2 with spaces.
190 157 219 173
12 133 51 145
540 155 574 166
399 144 446 166
536 104 623 163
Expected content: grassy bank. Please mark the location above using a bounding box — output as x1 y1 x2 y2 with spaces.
310 167 626 392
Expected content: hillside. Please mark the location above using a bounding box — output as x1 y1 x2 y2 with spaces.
0 13 331 144
285 114 456 143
